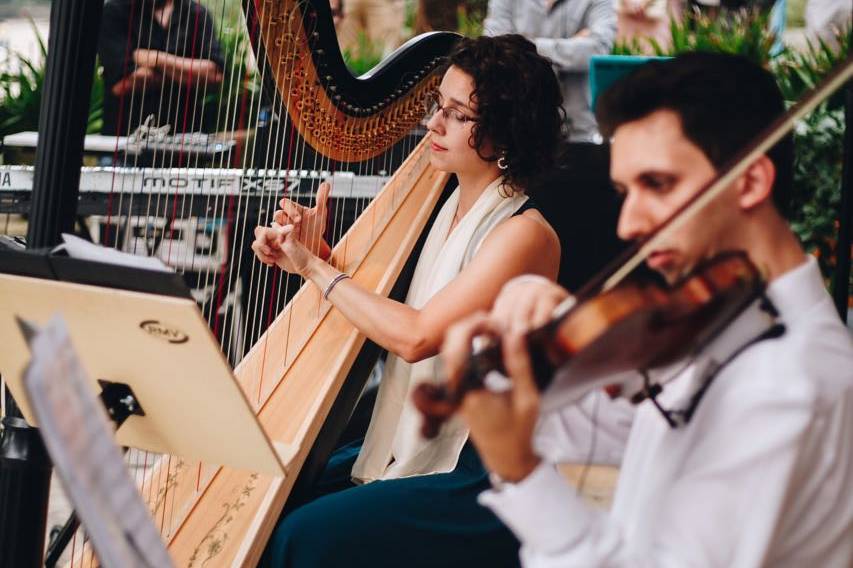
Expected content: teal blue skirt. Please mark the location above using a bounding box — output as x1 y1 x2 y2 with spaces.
260 440 520 567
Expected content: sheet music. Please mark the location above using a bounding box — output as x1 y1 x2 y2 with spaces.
57 233 171 272
20 315 175 568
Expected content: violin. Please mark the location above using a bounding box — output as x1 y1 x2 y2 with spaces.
413 58 853 438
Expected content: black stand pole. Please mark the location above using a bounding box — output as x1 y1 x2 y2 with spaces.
26 0 103 249
0 0 103 565
831 67 852 324
0 415 52 567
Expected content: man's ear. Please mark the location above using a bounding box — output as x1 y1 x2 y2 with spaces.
737 155 776 211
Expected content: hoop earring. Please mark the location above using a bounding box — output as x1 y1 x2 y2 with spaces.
497 156 508 171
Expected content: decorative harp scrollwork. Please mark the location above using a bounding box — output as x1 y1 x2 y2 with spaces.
246 0 459 162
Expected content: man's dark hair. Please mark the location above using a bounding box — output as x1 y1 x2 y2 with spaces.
595 52 794 217
443 34 566 196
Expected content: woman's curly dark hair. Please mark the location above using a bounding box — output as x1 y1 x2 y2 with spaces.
443 34 565 196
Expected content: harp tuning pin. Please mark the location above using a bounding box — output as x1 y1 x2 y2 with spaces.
316 49 325 56
325 75 333 82
333 94 342 101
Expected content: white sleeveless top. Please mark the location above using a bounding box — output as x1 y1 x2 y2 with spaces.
351 177 528 482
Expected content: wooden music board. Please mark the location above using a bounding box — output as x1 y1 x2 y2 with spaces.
0 271 287 476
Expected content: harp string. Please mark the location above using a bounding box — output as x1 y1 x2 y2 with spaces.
262 2 306 391
242 0 294 384
213 2 257 364
205 0 250 362
265 0 331 401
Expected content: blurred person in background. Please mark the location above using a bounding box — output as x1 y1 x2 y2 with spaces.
615 0 683 51
99 0 224 136
335 0 406 56
806 0 851 48
483 0 616 143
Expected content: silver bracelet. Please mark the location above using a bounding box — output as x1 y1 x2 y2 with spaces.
323 272 350 300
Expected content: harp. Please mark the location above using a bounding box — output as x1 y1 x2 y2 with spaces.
0 0 459 565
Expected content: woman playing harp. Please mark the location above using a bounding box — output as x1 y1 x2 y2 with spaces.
251 35 564 567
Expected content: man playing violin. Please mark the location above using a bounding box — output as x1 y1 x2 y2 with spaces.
440 52 853 566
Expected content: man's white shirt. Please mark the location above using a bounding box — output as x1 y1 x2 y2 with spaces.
481 256 853 567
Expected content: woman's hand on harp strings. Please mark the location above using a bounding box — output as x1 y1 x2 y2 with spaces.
440 311 542 483
273 182 332 260
251 223 314 275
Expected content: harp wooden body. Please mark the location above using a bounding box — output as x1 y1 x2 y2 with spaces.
66 137 448 568
167 139 449 567
53 0 459 564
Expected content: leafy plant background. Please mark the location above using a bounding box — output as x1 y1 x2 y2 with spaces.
0 9 257 140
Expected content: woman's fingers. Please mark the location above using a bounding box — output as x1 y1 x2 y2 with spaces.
278 198 304 224
315 182 331 218
270 222 296 246
251 227 282 264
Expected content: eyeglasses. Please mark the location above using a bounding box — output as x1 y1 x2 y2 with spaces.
425 93 478 127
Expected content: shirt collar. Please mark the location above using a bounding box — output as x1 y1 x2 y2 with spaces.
662 255 821 404
698 255 821 366
764 255 826 326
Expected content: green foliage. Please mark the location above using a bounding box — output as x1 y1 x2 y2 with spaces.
613 7 777 63
776 29 849 288
457 5 485 38
0 20 46 138
775 29 850 105
788 107 845 279
0 19 104 138
0 46 44 138
342 31 384 75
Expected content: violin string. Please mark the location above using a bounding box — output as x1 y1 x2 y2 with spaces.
575 391 600 497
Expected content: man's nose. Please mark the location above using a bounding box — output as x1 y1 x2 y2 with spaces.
616 191 654 241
